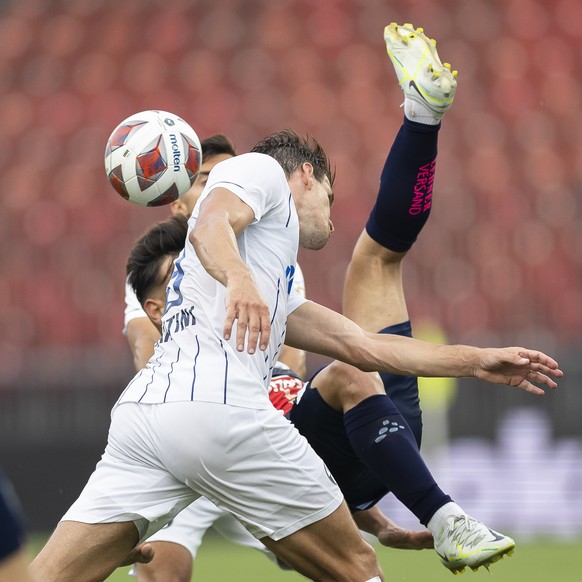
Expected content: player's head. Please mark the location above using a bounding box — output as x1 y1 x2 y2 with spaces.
126 215 188 330
170 133 236 218
251 129 335 250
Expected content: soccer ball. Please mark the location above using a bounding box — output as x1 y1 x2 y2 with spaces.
104 110 202 207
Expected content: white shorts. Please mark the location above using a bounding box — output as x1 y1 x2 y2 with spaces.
145 496 276 562
62 401 343 543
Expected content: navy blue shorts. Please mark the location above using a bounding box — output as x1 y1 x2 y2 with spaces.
287 321 422 511
0 467 26 561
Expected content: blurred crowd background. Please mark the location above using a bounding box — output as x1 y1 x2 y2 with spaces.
0 0 580 539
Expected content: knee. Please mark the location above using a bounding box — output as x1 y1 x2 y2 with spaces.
316 362 384 412
134 543 192 582
346 538 382 582
352 234 407 267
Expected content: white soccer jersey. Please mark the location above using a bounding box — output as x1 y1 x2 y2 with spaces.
292 261 305 298
117 153 307 409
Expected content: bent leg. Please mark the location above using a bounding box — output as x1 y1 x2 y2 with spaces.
342 121 441 447
343 233 408 331
305 363 451 526
343 119 440 332
135 541 192 582
30 520 138 582
261 501 381 582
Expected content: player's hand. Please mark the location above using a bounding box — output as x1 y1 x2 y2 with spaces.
475 347 563 395
223 275 271 354
119 542 154 566
377 519 434 550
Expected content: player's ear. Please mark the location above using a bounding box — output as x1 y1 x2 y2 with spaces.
143 298 165 332
302 162 314 179
170 198 189 217
301 162 314 189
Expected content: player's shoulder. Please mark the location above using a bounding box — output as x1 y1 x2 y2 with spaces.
214 152 284 181
205 152 288 215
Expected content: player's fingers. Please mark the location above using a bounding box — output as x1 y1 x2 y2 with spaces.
245 309 261 354
120 543 155 566
258 304 271 351
527 370 558 390
517 349 561 371
528 360 564 378
236 311 250 352
223 303 237 342
523 383 545 396
515 370 558 395
377 522 433 550
516 379 545 396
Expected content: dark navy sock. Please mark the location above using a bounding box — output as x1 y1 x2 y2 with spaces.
344 394 451 525
378 321 422 448
366 117 440 252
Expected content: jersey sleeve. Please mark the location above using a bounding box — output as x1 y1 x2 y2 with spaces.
291 262 306 298
123 278 147 335
199 153 287 223
287 289 308 316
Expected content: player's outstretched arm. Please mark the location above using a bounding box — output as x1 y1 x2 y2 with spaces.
286 301 562 394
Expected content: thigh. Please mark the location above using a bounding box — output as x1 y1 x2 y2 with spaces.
261 501 380 582
155 402 344 541
31 521 138 582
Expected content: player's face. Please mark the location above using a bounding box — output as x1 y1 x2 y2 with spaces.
297 174 334 250
174 152 233 217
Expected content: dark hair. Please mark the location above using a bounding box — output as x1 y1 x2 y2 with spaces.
250 129 335 186
201 134 237 159
127 215 188 306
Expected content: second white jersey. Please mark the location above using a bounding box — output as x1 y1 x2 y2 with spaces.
118 153 307 409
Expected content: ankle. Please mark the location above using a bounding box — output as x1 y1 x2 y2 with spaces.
404 99 442 124
427 501 465 536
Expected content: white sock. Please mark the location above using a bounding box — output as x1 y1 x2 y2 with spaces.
364 577 382 582
427 501 465 536
403 98 442 125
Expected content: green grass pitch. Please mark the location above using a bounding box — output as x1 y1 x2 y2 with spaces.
30 533 582 581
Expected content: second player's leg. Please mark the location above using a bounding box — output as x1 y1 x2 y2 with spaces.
30 520 139 582
261 501 382 582
343 234 408 332
344 22 458 333
342 116 443 333
343 28 457 445
135 542 192 582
